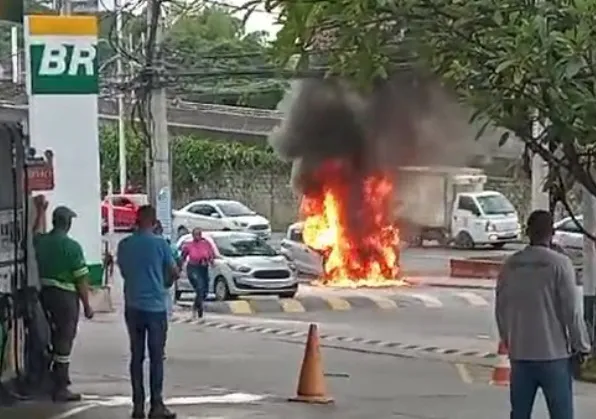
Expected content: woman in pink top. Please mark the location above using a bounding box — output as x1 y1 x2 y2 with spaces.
181 228 215 319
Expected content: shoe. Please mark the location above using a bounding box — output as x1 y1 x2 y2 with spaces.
148 404 176 419
131 406 146 419
52 388 82 402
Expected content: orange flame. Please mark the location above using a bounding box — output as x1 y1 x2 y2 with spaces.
300 164 404 288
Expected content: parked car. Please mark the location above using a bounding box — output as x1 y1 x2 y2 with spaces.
279 222 324 277
172 199 271 240
174 231 298 301
553 215 584 263
101 193 148 234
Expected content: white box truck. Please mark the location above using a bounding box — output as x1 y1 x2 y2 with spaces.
396 166 521 249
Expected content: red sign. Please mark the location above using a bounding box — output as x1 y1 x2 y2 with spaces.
26 163 54 192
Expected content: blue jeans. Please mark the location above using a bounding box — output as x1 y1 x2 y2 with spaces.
187 264 209 317
510 358 573 419
125 308 167 407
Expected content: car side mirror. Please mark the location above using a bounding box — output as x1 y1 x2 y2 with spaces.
210 212 221 218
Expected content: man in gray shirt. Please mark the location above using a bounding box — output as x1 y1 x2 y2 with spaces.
496 210 591 419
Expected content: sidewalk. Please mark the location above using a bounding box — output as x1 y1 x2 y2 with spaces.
407 275 495 290
5 386 596 419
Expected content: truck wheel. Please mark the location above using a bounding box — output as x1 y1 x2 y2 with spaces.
437 233 449 248
409 235 423 247
455 232 475 249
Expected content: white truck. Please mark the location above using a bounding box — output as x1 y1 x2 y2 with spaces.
396 166 521 249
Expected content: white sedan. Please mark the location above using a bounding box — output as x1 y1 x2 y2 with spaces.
174 231 299 301
172 199 271 240
553 215 584 263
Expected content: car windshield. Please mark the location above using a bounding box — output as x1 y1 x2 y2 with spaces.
476 194 515 215
217 202 255 217
213 235 277 257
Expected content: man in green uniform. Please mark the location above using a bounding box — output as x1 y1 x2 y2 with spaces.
33 197 94 402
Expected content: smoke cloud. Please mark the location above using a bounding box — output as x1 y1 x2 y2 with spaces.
268 75 494 225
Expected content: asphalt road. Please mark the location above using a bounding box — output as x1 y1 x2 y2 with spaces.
180 284 499 358
7 308 594 419
106 231 521 277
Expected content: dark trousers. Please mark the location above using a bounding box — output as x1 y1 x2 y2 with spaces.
40 286 79 392
510 358 573 419
125 308 167 407
187 264 209 317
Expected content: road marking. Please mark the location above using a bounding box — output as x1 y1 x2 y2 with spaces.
165 393 266 405
94 393 266 407
48 403 98 419
324 296 352 311
455 291 490 307
362 294 398 310
408 293 443 308
279 298 306 313
455 363 473 384
228 300 254 315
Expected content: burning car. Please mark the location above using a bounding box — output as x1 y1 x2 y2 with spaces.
280 222 324 277
270 77 489 287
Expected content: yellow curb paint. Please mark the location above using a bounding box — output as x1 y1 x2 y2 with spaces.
227 300 253 315
28 15 98 36
324 296 351 311
455 363 473 384
367 296 398 310
279 298 306 313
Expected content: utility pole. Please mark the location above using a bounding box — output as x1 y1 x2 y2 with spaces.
531 118 549 211
114 0 127 193
60 0 72 15
583 186 596 349
146 0 172 239
10 26 18 85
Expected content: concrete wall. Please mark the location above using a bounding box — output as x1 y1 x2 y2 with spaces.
172 168 582 233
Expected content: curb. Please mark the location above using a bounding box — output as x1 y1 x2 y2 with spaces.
188 295 407 314
449 258 503 279
171 316 497 362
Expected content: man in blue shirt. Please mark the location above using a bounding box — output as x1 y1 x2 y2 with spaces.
117 205 179 419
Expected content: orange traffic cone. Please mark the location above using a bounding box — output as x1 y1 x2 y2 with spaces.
289 324 334 404
491 341 511 386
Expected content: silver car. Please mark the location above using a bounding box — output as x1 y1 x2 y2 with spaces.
279 222 324 277
174 231 299 301
553 215 584 266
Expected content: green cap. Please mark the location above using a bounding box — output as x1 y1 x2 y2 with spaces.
52 206 77 224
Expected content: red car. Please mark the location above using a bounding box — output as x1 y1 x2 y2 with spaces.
101 194 148 234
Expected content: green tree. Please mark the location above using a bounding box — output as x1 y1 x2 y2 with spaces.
256 0 596 207
162 5 287 109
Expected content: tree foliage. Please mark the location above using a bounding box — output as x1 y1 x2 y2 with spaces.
161 5 287 109
259 0 596 204
99 125 288 193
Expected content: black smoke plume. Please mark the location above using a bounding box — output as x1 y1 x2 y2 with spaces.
268 75 491 229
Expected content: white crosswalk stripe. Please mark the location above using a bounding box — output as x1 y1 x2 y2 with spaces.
407 293 444 308
453 291 490 307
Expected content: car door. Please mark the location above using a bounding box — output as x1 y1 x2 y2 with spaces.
185 204 221 230
555 218 583 258
281 227 323 276
117 196 138 227
111 197 129 228
452 195 474 236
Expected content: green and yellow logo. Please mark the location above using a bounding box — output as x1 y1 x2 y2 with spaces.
27 15 98 95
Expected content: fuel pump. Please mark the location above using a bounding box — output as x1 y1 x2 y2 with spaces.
0 121 55 405
0 121 27 405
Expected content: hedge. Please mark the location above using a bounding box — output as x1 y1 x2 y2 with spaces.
99 125 290 192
